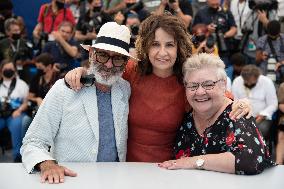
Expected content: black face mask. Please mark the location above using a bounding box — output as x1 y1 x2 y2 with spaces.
195 35 206 43
268 35 279 41
244 83 256 89
126 3 136 8
37 69 45 76
11 33 21 40
3 69 15 79
209 7 219 13
56 1 65 10
93 7 101 12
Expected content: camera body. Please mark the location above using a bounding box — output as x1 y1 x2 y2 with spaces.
0 97 21 118
248 0 278 11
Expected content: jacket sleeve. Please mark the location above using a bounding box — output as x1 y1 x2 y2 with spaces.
20 79 67 173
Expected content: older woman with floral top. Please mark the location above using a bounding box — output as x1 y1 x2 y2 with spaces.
159 53 275 175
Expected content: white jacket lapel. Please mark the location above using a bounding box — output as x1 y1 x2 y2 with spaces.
79 87 99 143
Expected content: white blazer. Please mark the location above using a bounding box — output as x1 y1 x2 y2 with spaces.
21 78 130 173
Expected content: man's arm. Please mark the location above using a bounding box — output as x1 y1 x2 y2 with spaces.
21 80 65 173
52 31 78 58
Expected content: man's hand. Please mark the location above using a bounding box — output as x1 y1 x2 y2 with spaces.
12 109 22 118
51 31 64 42
261 51 268 61
168 0 180 12
257 10 269 26
39 160 77 184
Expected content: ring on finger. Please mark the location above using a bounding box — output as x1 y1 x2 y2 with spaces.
238 103 245 109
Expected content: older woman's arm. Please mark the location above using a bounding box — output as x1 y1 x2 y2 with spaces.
159 152 235 174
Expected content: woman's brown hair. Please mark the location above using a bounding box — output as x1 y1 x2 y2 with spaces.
135 13 192 83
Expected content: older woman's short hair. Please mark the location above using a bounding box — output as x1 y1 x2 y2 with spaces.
183 53 227 83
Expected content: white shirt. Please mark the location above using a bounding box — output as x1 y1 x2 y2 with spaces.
232 75 278 120
230 0 252 39
0 77 29 101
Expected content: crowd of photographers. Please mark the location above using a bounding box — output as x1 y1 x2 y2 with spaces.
1 0 284 163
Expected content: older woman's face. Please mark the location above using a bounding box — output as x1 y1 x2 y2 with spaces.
148 28 177 76
185 68 225 114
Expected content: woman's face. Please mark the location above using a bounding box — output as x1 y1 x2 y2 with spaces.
185 68 225 115
2 62 16 79
148 28 177 76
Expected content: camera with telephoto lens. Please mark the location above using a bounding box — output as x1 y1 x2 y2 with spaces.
248 0 278 11
191 34 216 50
81 12 104 35
211 16 228 52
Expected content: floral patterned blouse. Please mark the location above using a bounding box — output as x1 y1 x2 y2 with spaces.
174 103 276 175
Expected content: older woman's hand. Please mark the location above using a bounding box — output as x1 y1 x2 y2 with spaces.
230 98 252 120
64 67 87 91
158 157 195 170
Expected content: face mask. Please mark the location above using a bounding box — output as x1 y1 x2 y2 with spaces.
37 69 45 76
93 7 101 12
3 69 15 79
268 35 279 41
195 35 206 43
11 33 21 40
56 1 65 10
209 7 219 13
126 3 136 8
244 83 256 89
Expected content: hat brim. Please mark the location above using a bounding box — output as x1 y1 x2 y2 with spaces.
81 44 138 61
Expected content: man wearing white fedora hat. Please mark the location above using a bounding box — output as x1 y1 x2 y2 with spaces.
21 22 134 184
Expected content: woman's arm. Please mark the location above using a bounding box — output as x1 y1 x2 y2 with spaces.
159 152 235 174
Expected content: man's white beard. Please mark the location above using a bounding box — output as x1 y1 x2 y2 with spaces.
88 63 123 86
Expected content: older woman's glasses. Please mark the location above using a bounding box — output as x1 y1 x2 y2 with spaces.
185 79 223 91
95 51 129 67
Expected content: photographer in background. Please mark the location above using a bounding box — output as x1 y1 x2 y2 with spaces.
33 0 75 53
0 18 33 83
193 0 237 69
191 23 218 55
42 21 79 74
0 59 29 162
108 0 150 21
256 20 284 84
75 0 112 60
21 53 59 141
234 0 278 64
155 0 193 29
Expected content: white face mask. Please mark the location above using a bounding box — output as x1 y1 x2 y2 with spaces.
88 59 123 86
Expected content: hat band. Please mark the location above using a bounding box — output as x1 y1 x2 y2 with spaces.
95 36 129 52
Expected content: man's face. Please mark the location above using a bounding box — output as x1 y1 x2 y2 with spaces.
58 25 73 41
244 76 258 89
89 48 128 86
207 0 220 9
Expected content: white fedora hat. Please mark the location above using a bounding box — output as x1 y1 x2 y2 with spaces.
81 22 138 60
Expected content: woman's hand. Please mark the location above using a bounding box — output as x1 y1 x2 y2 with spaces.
158 157 195 170
39 160 77 184
230 98 252 120
64 67 87 91
12 109 22 118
